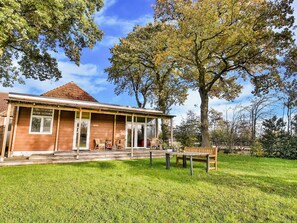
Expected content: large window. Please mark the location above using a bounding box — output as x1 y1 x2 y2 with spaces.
30 108 54 134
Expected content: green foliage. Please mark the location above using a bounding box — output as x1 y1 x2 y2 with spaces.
250 141 264 157
261 116 297 159
174 110 201 147
106 23 188 112
154 0 295 146
0 0 103 86
0 155 296 222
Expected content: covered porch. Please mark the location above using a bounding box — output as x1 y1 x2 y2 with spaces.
0 93 174 161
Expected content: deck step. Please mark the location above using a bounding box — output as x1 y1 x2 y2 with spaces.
28 150 165 162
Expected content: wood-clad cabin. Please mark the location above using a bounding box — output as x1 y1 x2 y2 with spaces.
0 82 174 159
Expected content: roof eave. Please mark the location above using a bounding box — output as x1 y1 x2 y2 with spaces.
8 92 175 118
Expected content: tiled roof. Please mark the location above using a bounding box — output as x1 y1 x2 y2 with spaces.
0 92 8 112
41 81 97 102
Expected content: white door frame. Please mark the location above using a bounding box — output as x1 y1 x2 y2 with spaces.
125 116 147 149
73 118 91 150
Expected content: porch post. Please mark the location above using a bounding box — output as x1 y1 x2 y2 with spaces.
54 110 61 152
170 118 174 147
131 114 134 157
113 115 116 146
8 106 19 157
76 109 82 159
0 103 11 161
155 118 159 138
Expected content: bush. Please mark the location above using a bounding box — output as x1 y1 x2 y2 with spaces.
250 141 264 157
261 116 297 159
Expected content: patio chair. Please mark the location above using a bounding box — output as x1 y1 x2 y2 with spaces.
94 139 105 150
105 140 113 150
116 139 125 150
150 138 162 150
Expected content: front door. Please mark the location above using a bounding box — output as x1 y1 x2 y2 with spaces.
73 119 90 150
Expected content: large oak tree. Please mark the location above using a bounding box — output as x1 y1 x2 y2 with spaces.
106 23 188 142
0 0 103 86
154 0 295 146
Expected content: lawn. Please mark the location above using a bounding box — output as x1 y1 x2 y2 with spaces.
0 154 296 222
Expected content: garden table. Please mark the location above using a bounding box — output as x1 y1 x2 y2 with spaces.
149 151 210 175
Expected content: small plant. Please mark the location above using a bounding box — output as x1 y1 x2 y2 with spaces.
250 141 264 157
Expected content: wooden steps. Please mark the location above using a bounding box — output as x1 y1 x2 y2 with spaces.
0 150 165 166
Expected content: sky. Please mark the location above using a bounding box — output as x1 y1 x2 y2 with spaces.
1 0 296 125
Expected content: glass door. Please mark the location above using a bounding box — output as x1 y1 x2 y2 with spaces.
126 121 146 148
136 123 145 147
73 119 90 150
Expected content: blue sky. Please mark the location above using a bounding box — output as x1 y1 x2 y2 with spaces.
1 0 296 124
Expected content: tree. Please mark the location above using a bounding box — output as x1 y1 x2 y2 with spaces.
154 0 295 146
279 46 297 135
209 108 226 146
244 95 276 141
209 108 224 131
174 110 201 147
292 114 297 135
0 0 103 86
261 116 288 157
106 23 188 141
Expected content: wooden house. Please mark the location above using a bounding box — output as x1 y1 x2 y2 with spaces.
0 82 174 161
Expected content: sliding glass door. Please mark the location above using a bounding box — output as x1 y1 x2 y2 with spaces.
126 117 156 148
126 122 146 148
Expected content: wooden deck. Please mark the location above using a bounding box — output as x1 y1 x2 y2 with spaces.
0 150 166 166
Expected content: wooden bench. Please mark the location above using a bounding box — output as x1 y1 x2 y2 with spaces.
176 147 218 171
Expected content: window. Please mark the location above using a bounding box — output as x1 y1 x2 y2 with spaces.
30 108 54 134
75 112 90 119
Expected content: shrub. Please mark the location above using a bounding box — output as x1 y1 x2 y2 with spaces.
250 141 264 157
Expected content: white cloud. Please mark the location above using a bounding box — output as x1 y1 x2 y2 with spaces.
48 51 68 61
97 35 120 48
171 83 254 125
58 61 98 76
0 61 107 97
93 14 153 49
96 14 153 35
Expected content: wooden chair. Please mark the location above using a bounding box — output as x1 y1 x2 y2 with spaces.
150 138 162 150
94 139 105 150
116 139 125 150
176 147 218 171
105 140 112 150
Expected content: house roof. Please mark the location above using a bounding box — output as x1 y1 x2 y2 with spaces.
42 82 98 102
7 92 175 118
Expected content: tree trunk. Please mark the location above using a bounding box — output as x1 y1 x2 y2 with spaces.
199 89 210 147
161 121 169 143
159 99 169 144
251 110 256 142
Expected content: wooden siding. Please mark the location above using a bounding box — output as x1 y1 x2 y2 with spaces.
115 115 126 141
90 114 125 149
14 107 57 151
13 108 126 152
57 111 75 151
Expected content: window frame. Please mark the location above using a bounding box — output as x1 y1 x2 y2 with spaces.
29 108 54 134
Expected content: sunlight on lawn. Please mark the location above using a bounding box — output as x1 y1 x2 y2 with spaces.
0 154 296 222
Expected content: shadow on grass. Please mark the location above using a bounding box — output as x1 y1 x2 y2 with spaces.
122 158 297 198
61 161 116 169
54 156 296 198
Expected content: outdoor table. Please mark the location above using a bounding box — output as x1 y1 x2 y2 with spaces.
149 150 210 175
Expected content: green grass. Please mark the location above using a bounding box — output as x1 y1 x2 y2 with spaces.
0 154 296 222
